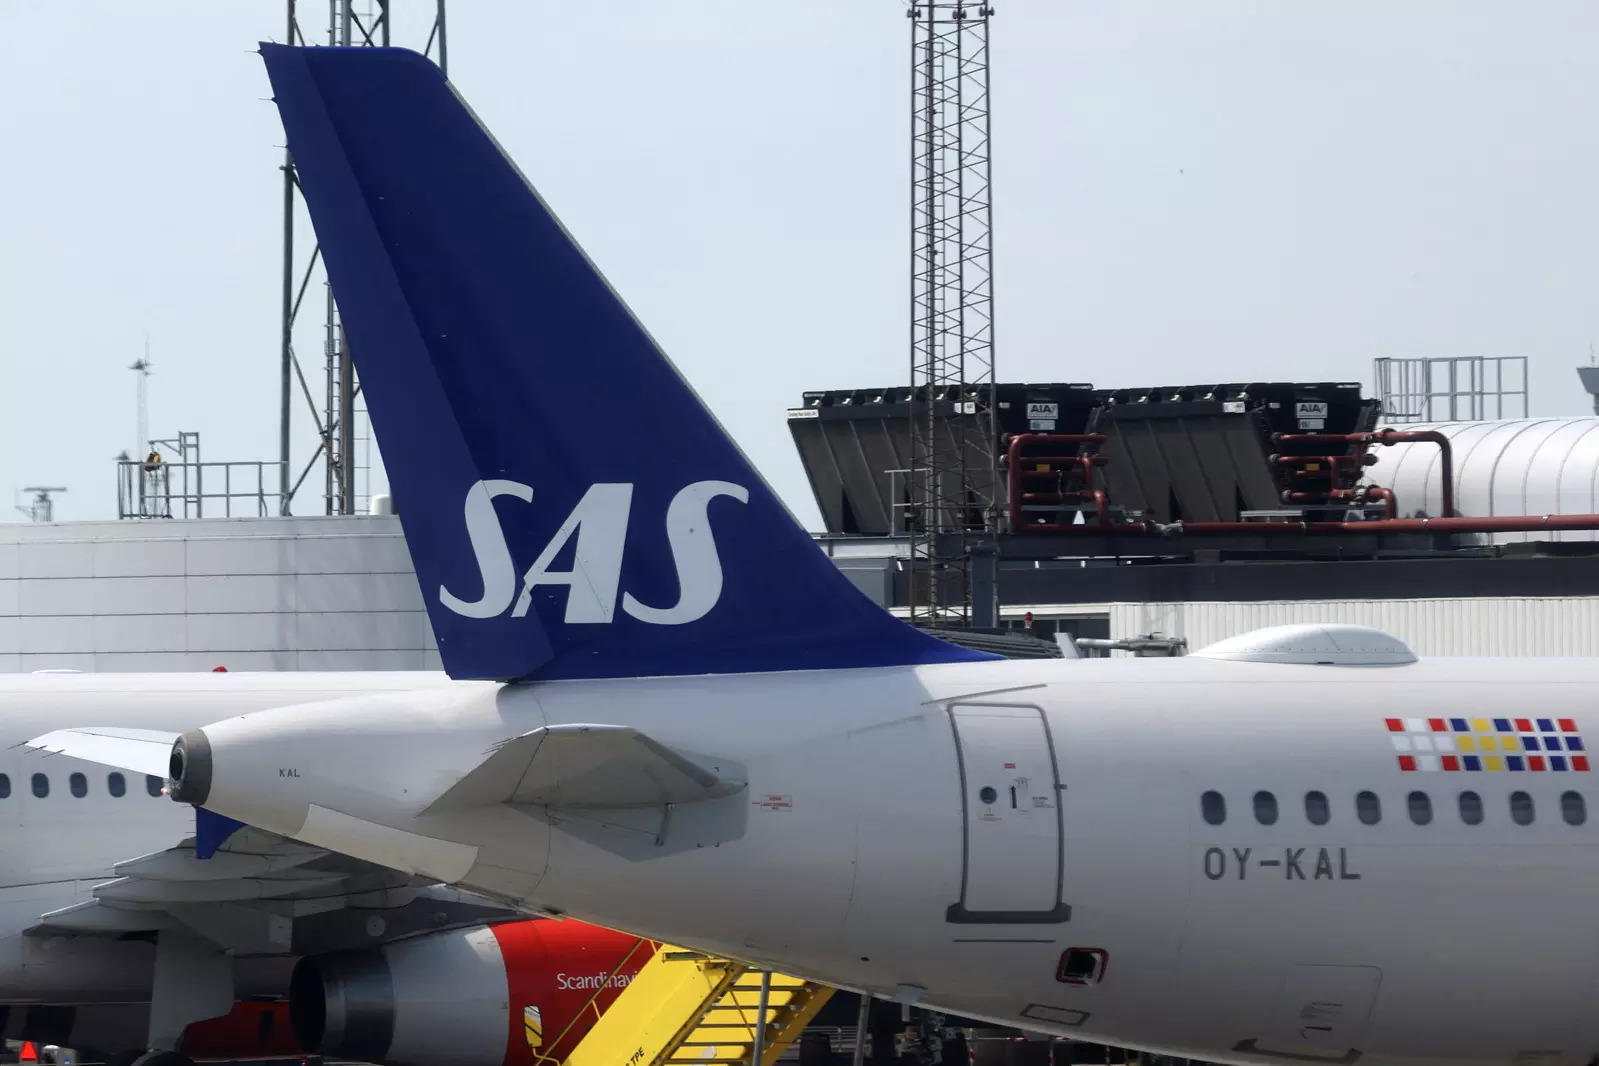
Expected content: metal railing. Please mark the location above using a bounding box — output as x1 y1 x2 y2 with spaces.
116 457 282 520
1374 355 1528 423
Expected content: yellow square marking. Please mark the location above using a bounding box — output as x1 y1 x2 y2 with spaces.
1457 736 1476 752
1484 755 1504 772
1471 717 1491 733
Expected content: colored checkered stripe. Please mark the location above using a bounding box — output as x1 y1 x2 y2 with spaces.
1387 717 1588 773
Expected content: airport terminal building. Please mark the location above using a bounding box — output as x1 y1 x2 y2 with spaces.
11 379 1599 670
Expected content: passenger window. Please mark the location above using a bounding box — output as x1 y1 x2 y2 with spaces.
1562 791 1586 826
1304 790 1330 825
108 773 125 798
1407 791 1432 825
31 774 48 799
1459 790 1484 825
145 775 163 798
0 774 10 799
69 773 87 799
1253 791 1278 825
1510 790 1535 826
1356 790 1381 825
1201 791 1226 826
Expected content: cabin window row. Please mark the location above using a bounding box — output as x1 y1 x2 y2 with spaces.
1200 788 1585 827
0 773 164 800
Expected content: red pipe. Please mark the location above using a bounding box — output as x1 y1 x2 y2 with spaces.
1275 430 1454 517
1271 453 1379 468
1363 486 1399 520
1006 433 1108 531
1282 487 1400 519
1004 433 1107 447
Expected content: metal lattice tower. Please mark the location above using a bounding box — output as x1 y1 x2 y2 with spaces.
278 0 449 516
907 2 998 624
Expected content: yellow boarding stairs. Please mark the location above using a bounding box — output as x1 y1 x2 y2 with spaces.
553 940 835 1066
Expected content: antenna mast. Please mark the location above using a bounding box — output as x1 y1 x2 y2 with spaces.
130 343 152 459
906 2 999 626
278 0 449 516
17 487 67 524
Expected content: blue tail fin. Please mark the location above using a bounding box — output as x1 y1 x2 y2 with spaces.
259 45 993 681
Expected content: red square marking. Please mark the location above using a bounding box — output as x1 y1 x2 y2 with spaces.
1429 718 1447 732
1398 755 1417 772
1574 756 1591 772
1560 718 1578 733
1441 755 1460 772
1515 718 1533 732
1386 717 1404 732
1529 755 1546 772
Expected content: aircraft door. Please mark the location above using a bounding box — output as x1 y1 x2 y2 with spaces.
946 703 1070 924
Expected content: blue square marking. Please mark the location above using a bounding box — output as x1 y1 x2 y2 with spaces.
1552 756 1569 772
1450 717 1469 732
1538 718 1555 733
1520 736 1541 751
1569 737 1585 752
1463 755 1482 772
1495 718 1513 732
1507 756 1525 772
1544 736 1563 751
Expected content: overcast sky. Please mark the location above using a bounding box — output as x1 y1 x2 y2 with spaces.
4 1 1599 526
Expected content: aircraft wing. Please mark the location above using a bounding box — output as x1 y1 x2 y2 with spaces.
27 726 178 778
27 724 522 949
28 819 520 953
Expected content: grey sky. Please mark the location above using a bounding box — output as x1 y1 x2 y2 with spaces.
4 1 1598 527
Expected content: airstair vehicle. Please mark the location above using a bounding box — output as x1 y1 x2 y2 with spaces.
554 941 835 1066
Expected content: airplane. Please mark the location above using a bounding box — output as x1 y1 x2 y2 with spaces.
0 672 649 1066
32 40 1599 1066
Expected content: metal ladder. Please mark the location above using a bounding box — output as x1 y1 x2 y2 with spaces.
563 945 835 1066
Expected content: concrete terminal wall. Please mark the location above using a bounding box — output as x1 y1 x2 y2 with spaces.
1102 597 1599 658
5 517 1596 669
0 516 438 672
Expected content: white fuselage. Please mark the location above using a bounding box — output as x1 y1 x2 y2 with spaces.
0 672 463 1002
70 654 1599 1066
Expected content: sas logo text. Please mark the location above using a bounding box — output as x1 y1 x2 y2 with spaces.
439 479 749 626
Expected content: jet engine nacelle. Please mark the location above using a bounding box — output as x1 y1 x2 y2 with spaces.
289 920 652 1066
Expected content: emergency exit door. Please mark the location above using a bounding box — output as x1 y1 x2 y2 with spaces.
946 703 1070 924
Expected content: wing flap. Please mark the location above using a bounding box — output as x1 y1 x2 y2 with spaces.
93 873 351 905
114 841 327 882
423 724 745 814
37 900 179 933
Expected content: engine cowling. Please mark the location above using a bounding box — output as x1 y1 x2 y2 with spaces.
179 1002 302 1061
290 920 652 1066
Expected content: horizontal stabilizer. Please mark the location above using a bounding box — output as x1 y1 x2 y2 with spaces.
26 727 176 779
424 724 745 814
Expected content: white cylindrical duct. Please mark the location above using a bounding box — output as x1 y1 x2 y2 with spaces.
1372 417 1599 542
